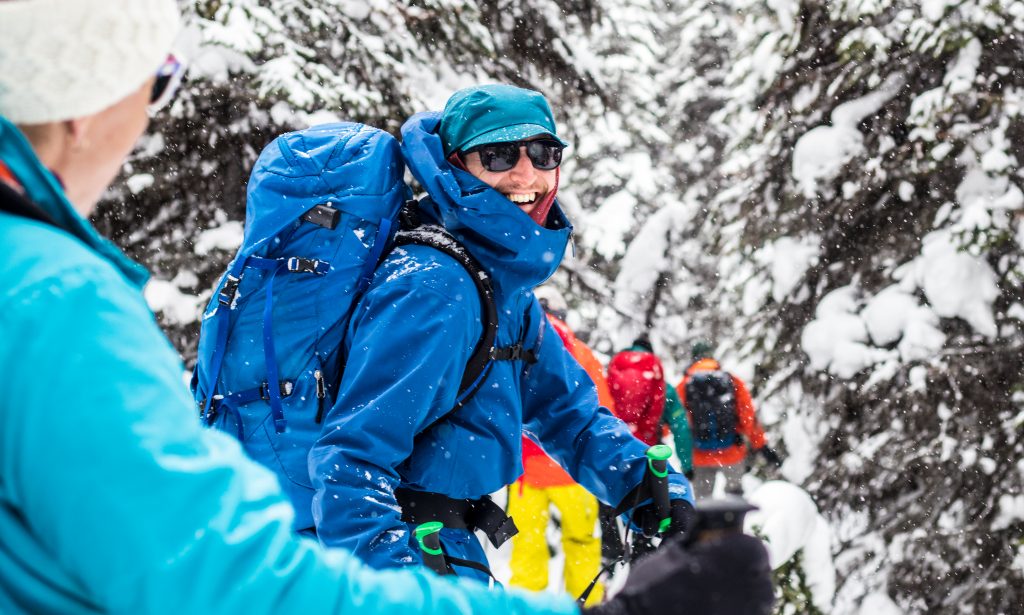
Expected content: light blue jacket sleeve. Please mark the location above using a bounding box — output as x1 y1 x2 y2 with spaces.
308 265 479 569
0 250 575 615
521 303 694 509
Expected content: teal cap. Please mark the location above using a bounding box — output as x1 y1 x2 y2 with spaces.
691 340 714 361
439 84 568 156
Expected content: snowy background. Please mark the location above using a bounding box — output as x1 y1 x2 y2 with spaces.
99 1 1024 612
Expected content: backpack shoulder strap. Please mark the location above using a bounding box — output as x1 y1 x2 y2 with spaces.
0 180 57 227
392 223 498 411
388 204 537 439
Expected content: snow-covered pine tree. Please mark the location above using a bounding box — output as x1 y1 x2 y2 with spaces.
94 0 606 358
604 0 1024 610
553 0 714 354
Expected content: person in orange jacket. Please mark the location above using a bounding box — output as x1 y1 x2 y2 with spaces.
508 286 611 606
677 341 779 499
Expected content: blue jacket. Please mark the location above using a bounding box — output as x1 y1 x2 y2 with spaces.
308 112 693 570
0 115 577 615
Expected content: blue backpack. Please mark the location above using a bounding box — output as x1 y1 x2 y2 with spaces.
191 123 498 507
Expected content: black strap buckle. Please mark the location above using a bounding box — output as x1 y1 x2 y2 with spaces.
468 497 519 548
490 344 538 364
198 396 222 424
301 203 341 230
286 257 329 274
218 275 240 306
259 380 294 400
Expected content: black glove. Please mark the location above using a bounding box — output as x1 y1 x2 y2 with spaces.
587 532 775 615
758 446 783 467
684 469 694 481
634 499 695 539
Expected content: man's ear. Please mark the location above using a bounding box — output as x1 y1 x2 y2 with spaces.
65 115 95 149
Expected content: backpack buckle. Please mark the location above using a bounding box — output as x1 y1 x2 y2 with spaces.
286 257 329 275
259 380 294 400
198 395 223 424
218 275 240 306
490 344 538 364
198 398 212 423
301 203 341 230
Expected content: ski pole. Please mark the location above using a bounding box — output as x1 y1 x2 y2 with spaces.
414 521 449 575
645 444 673 535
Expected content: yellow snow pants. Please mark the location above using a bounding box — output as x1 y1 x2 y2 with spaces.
507 482 603 606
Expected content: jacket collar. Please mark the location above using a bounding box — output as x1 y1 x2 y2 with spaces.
0 115 149 288
686 358 721 376
400 111 571 298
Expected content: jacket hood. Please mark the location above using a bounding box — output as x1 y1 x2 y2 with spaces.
400 111 572 297
0 115 148 287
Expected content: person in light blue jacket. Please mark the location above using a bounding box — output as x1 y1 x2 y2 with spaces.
308 85 695 579
0 2 579 614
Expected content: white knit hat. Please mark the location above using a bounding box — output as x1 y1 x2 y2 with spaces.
0 0 181 124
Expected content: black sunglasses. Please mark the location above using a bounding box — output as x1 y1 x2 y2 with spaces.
464 139 564 172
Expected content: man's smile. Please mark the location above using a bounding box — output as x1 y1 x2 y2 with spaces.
505 192 538 204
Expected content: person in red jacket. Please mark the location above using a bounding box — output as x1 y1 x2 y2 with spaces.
602 336 694 562
606 336 668 446
509 286 612 605
677 341 779 499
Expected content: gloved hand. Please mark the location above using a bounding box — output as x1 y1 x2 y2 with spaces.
634 498 695 538
586 532 775 615
758 446 783 467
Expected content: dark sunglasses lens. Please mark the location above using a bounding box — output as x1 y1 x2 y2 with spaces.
150 74 173 105
479 143 519 172
526 140 563 170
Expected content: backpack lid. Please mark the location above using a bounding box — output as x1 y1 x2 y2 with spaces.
240 122 405 259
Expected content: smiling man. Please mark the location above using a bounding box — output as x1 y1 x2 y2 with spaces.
443 85 565 222
308 84 695 583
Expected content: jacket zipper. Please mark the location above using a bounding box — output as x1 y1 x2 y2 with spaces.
314 370 326 423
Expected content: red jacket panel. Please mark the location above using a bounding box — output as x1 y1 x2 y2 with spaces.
520 315 614 488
